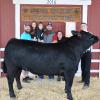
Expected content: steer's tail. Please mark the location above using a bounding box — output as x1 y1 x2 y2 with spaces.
2 60 7 73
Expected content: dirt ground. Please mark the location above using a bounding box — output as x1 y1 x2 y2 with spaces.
0 77 100 100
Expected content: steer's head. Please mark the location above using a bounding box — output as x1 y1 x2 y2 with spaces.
80 30 99 44
71 30 99 50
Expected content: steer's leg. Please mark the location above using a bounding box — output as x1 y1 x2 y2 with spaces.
15 67 22 90
7 73 16 98
6 63 17 98
64 70 75 100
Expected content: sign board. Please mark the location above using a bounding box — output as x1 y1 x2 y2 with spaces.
21 6 81 22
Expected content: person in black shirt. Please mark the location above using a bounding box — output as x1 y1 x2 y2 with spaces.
79 23 92 89
31 21 37 41
53 31 65 81
36 22 44 42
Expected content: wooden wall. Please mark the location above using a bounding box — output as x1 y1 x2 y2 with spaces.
0 0 15 48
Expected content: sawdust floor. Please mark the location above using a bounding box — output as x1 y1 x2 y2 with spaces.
0 77 100 100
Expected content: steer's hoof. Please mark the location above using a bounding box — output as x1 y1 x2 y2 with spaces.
10 92 16 98
67 94 73 100
17 85 22 90
82 85 89 89
67 97 73 100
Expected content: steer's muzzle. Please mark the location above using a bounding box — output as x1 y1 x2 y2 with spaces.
93 36 99 43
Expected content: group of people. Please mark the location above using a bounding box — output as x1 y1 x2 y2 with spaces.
20 21 65 83
20 21 92 89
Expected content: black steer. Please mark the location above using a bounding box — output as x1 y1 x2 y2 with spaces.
2 30 99 100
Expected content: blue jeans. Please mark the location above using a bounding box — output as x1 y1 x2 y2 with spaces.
39 75 44 79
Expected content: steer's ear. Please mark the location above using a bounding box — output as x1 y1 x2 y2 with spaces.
71 30 81 37
71 30 78 36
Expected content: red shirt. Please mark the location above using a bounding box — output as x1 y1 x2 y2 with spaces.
52 34 57 42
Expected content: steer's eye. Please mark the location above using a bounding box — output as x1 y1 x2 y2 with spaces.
89 36 94 40
91 36 94 38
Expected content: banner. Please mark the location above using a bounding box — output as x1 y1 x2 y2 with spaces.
21 6 81 22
